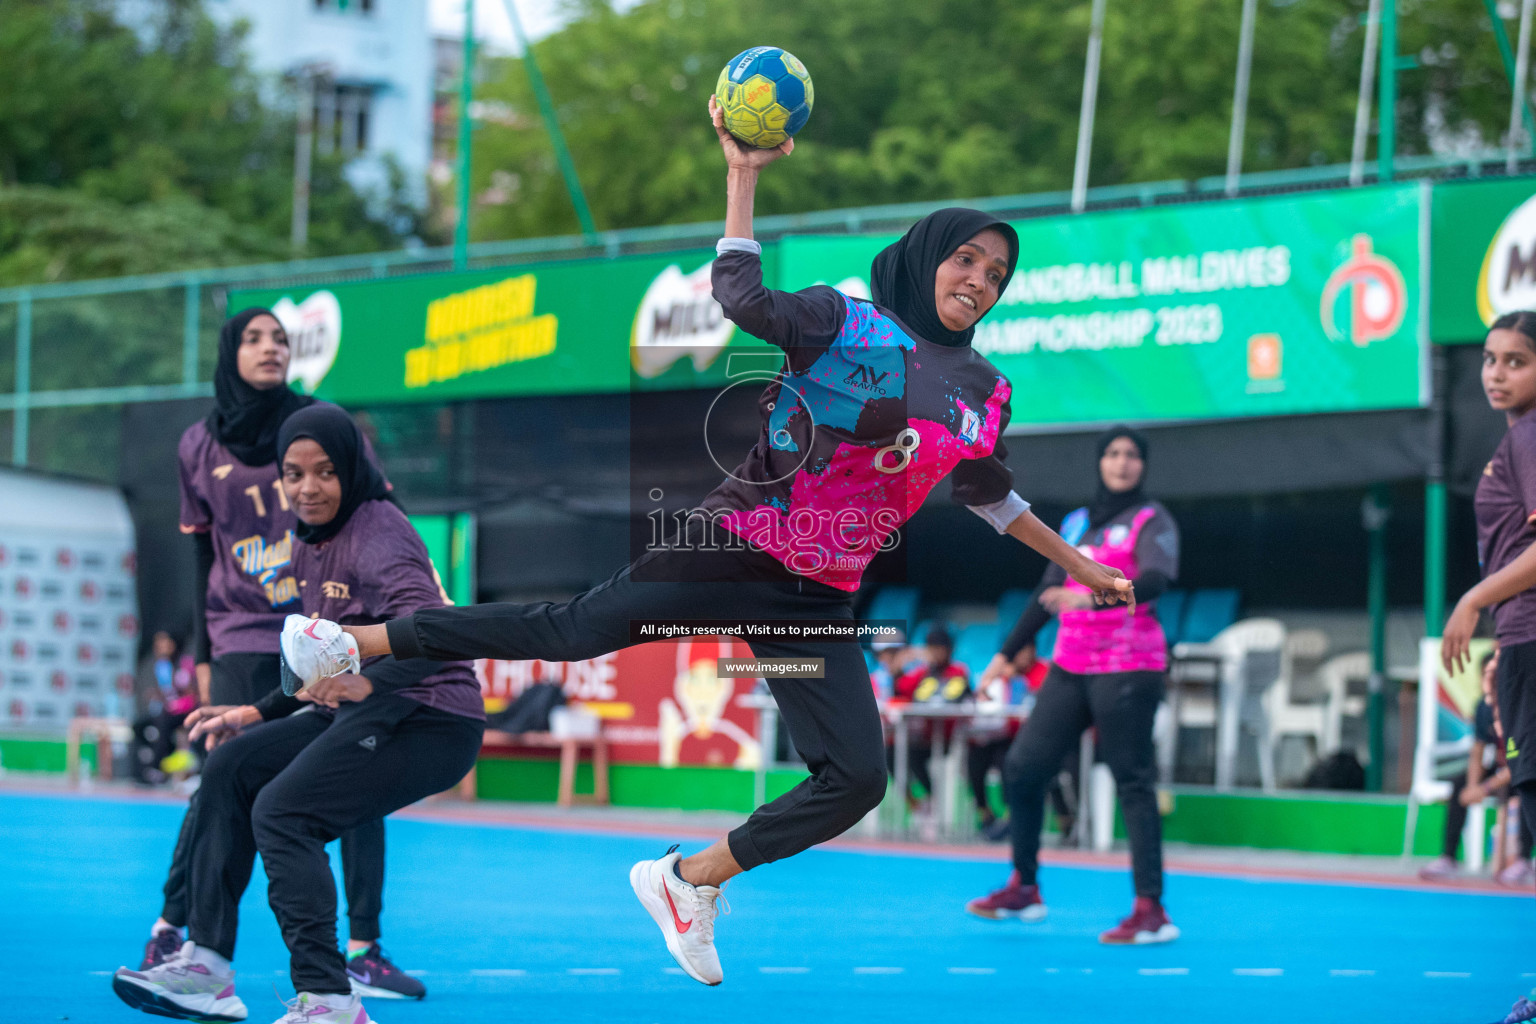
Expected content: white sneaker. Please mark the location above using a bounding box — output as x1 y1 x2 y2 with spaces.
630 848 728 986
272 992 375 1024
279 615 361 695
112 941 248 1021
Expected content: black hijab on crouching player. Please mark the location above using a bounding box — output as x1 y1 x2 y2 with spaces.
277 403 392 545
869 207 1020 346
206 308 314 467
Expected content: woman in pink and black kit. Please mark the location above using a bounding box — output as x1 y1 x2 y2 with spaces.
279 98 1135 988
968 426 1180 944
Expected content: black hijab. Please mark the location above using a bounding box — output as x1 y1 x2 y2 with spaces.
277 403 391 545
869 208 1020 347
1086 425 1150 529
206 308 314 467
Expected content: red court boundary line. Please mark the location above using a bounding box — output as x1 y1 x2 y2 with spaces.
6 782 1527 898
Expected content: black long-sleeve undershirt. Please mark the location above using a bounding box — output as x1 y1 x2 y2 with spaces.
191 532 214 665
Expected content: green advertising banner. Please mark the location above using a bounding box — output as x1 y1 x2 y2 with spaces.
778 184 1425 427
230 247 779 403
1430 176 1536 343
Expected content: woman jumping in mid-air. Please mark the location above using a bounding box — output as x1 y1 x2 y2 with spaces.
281 98 1133 987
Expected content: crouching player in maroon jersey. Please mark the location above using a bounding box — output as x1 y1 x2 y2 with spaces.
112 404 484 1024
145 309 425 1001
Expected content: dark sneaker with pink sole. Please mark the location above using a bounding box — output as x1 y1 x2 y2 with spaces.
1099 897 1180 944
964 871 1048 922
346 943 425 1000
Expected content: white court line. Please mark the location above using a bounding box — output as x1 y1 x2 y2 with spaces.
948 967 997 975
759 967 811 974
1424 971 1472 979
404 969 429 976
1139 967 1190 976
854 966 905 974
567 968 621 976
1330 969 1376 977
1233 968 1284 977
1044 968 1061 974
470 969 527 977
88 970 112 976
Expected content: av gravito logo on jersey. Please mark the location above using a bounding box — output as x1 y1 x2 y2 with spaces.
274 290 342 394
1319 235 1406 347
1479 193 1536 324
631 261 735 379
842 364 890 395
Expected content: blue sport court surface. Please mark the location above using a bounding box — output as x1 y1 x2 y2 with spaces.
5 789 1531 1024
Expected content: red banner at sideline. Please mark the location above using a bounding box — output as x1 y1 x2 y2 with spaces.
475 636 762 769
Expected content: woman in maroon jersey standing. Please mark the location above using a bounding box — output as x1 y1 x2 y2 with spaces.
1443 311 1536 1024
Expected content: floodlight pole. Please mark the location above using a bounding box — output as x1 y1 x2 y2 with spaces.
454 0 476 271
292 70 318 253
1349 0 1381 186
1071 0 1108 213
1509 0 1535 172
1378 0 1396 182
1225 0 1258 197
1483 0 1536 159
500 0 598 239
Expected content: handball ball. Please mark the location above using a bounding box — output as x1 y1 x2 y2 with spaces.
714 46 813 149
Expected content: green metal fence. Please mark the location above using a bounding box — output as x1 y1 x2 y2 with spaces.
0 149 1520 482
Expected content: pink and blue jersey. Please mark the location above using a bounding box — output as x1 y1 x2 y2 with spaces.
703 249 1020 591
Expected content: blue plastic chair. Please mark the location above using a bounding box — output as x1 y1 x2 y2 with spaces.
865 586 922 638
993 588 1033 648
953 622 999 682
1035 618 1059 661
1179 589 1240 644
1154 589 1188 645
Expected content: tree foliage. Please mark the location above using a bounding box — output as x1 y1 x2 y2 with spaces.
0 0 422 286
469 0 1516 240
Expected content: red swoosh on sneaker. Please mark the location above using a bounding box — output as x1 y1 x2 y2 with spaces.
661 879 692 934
304 621 323 640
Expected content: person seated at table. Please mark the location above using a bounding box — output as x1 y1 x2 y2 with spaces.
1421 650 1534 884
885 625 971 807
869 632 912 701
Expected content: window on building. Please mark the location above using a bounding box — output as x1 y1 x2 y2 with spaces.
312 84 375 158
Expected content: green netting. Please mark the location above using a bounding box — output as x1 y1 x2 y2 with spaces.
30 289 187 392
26 405 122 483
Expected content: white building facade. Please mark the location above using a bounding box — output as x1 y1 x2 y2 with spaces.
205 0 434 205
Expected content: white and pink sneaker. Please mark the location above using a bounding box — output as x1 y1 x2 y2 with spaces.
273 992 375 1024
278 615 360 695
112 941 248 1021
630 848 728 986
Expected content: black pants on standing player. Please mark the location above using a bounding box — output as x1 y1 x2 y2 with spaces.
183 695 481 995
158 653 389 943
1004 667 1165 899
385 537 889 870
1497 641 1536 892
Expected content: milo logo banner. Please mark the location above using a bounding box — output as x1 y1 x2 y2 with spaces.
778 183 1425 426
231 247 777 403
1430 176 1536 342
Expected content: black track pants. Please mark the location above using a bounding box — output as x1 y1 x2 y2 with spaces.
1004 666 1165 900
159 653 387 940
184 697 481 995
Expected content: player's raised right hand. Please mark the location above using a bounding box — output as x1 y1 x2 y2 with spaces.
710 96 793 171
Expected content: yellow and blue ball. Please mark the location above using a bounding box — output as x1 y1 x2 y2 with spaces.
715 46 813 150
